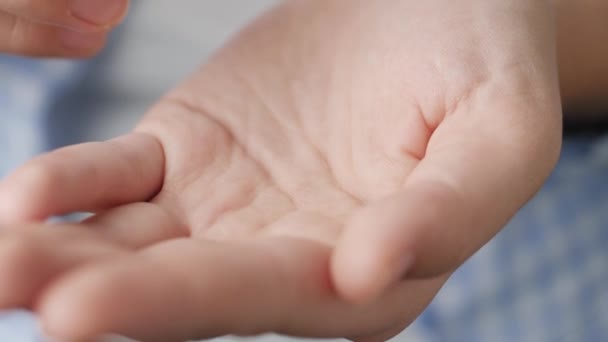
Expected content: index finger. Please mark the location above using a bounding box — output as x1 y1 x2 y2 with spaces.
0 133 165 224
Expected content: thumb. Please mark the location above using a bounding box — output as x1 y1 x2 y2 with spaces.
331 98 562 303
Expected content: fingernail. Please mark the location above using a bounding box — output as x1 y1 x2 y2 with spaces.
70 0 128 27
59 29 105 51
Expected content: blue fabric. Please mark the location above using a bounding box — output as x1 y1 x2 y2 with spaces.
407 137 608 341
0 55 607 341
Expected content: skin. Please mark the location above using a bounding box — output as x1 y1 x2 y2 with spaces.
0 0 128 56
557 0 608 114
0 0 586 340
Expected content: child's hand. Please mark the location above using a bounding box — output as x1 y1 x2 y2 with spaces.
0 0 562 340
0 0 128 57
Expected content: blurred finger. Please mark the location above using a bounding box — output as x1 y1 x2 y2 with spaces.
84 202 188 249
38 233 444 342
0 133 164 223
0 11 106 57
37 238 330 341
0 225 128 309
1 0 128 32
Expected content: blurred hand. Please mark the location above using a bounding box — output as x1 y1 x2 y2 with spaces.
0 0 562 341
0 0 128 57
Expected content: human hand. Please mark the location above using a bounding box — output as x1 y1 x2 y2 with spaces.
0 0 128 57
0 0 562 341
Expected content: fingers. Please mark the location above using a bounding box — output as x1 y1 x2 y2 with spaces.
0 0 128 57
84 202 188 249
0 225 128 309
0 133 165 224
37 238 331 341
0 209 183 311
29 237 387 341
35 234 445 341
333 99 563 302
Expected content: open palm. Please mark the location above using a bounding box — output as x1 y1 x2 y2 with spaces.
0 1 562 341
